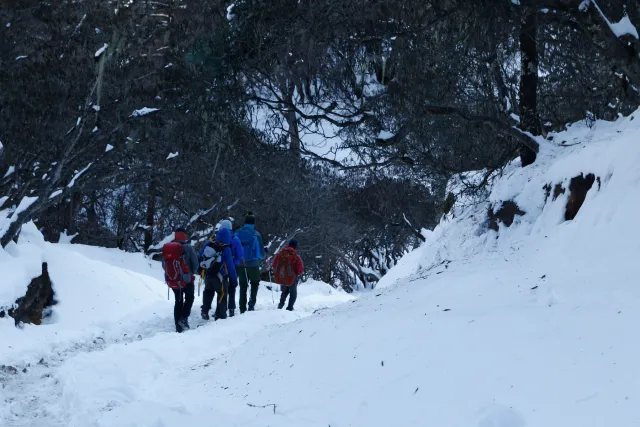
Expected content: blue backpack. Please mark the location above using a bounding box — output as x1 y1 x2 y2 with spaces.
235 226 263 263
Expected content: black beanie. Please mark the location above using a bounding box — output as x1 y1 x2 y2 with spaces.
245 211 256 225
288 239 298 249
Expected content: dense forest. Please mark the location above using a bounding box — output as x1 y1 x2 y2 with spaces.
1 0 638 290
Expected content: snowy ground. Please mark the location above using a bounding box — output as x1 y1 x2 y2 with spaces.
3 112 640 426
0 230 353 427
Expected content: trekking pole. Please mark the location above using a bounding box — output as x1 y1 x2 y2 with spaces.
269 269 274 304
198 269 204 297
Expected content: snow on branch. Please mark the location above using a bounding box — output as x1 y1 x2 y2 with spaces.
402 213 413 227
166 152 179 160
0 196 38 236
49 189 63 199
590 0 639 39
188 203 218 225
95 43 108 58
377 130 395 140
131 107 160 117
3 165 15 179
67 162 93 188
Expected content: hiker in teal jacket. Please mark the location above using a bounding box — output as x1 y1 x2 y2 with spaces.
234 211 266 312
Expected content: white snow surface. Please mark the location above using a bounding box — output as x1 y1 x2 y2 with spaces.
591 0 639 39
3 165 15 178
610 15 639 39
130 107 160 117
49 189 63 199
377 130 395 140
3 111 640 426
94 43 108 58
166 151 179 160
67 162 92 188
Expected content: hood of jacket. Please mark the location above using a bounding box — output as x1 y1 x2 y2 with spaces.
215 227 233 246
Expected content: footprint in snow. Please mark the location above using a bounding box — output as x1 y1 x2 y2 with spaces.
477 403 526 427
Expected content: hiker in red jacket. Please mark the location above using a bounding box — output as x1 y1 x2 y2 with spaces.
272 239 304 311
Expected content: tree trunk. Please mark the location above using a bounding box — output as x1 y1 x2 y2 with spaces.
144 180 157 251
285 107 301 155
279 74 301 156
519 3 540 167
65 193 83 236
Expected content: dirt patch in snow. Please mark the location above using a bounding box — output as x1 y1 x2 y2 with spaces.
488 201 526 232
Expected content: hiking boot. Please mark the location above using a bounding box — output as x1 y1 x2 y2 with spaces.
179 318 190 331
175 323 184 333
277 304 284 309
229 309 235 317
201 310 210 321
286 307 294 311
214 315 227 321
248 305 255 312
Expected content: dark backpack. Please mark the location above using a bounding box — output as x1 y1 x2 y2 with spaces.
274 248 298 286
162 241 191 289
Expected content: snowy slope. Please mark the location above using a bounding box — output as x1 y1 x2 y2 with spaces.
0 223 169 368
3 112 640 426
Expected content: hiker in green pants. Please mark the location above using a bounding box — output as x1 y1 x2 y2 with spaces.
234 211 266 312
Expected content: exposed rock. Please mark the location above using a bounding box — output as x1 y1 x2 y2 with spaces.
10 262 56 326
565 173 595 221
443 192 456 215
488 201 526 232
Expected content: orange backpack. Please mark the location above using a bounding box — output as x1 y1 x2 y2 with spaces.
274 249 297 286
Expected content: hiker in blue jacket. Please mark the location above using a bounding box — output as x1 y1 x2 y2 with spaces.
218 220 244 317
200 226 238 321
235 211 266 312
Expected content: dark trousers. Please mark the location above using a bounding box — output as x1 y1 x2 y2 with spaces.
238 266 260 312
278 283 298 310
202 274 228 319
227 278 238 311
172 283 195 327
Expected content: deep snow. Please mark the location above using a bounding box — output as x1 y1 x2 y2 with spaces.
3 111 640 426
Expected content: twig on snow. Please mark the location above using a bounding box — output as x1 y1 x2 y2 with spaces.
247 403 277 414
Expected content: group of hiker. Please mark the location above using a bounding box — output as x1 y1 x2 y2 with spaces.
161 211 304 333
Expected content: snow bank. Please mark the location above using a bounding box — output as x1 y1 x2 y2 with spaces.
0 225 167 366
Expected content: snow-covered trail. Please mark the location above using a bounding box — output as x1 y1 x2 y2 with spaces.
2 284 354 427
2 309 176 427
0 227 354 427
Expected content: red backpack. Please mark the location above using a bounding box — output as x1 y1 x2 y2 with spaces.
162 242 190 289
274 248 298 286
